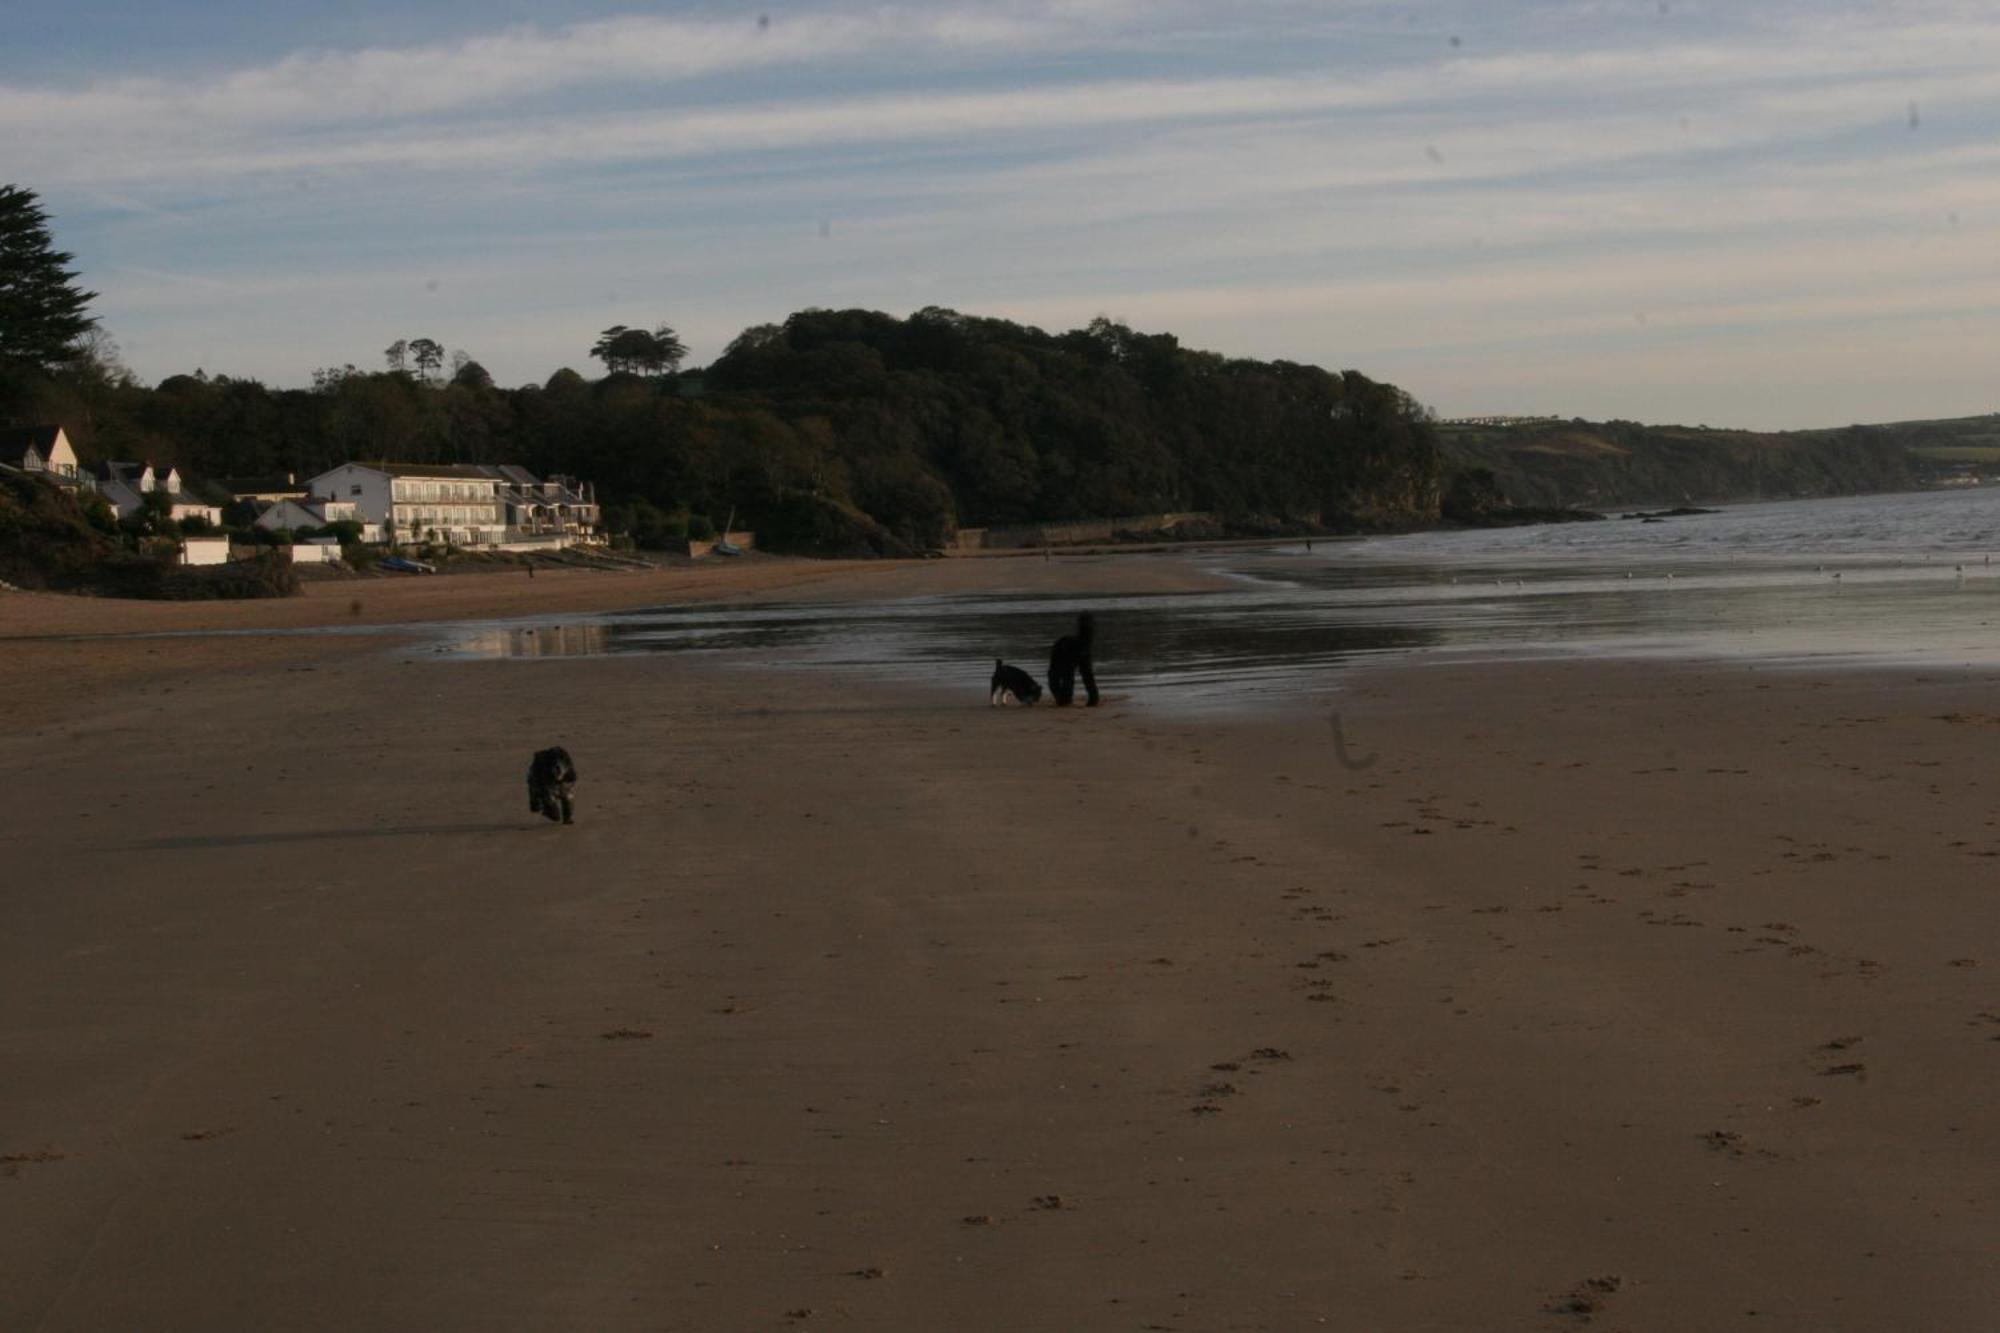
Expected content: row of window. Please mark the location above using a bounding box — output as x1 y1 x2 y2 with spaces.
392 482 496 502
396 507 501 526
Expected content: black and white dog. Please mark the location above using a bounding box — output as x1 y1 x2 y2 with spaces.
1047 612 1099 707
990 659 1043 706
527 746 578 824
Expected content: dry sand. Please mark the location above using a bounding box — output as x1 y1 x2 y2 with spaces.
1 558 1994 1330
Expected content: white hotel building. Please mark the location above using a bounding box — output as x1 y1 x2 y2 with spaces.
305 463 598 547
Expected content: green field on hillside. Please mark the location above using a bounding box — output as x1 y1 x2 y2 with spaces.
1910 445 2000 463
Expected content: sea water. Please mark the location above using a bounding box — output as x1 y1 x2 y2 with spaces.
457 486 2000 710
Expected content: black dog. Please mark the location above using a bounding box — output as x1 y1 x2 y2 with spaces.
527 746 577 824
1047 612 1099 707
990 659 1043 706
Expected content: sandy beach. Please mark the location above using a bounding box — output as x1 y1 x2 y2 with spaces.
2 556 1994 1331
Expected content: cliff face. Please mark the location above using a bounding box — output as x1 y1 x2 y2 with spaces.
1438 421 1914 509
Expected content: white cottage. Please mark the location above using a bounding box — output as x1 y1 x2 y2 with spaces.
0 425 81 479
87 460 222 526
88 460 155 516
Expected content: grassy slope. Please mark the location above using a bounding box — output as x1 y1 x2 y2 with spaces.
1438 416 1937 509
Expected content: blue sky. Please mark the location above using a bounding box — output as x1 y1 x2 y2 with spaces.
7 1 1998 428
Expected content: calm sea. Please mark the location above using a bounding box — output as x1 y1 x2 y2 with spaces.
460 487 2000 709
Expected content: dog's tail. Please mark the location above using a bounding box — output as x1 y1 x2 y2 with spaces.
994 658 1004 671
1075 612 1095 644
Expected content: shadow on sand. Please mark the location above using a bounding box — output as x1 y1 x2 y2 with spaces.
132 822 526 851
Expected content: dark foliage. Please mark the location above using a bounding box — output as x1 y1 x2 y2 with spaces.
0 184 97 384
3 306 1452 556
0 467 151 591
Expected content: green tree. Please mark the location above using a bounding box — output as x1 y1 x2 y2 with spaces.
0 184 97 379
591 323 687 377
407 338 444 382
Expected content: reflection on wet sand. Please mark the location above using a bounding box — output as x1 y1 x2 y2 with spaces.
458 622 612 659
449 557 2000 713
447 489 2000 709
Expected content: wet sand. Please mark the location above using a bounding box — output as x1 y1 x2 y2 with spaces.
1 561 1994 1330
0 553 1232 698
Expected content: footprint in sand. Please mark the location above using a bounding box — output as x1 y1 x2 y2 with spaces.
0 1149 68 1177
1545 1275 1623 1322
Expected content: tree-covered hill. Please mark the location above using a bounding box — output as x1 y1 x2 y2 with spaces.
703 308 1443 542
6 307 1450 555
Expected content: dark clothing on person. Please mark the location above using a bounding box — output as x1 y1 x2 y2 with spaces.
527 746 577 824
1048 613 1099 707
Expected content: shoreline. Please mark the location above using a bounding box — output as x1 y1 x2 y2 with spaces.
12 542 2000 718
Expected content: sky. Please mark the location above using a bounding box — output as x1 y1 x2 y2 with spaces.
5 0 1998 429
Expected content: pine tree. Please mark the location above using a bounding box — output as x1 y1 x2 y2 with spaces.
0 185 96 375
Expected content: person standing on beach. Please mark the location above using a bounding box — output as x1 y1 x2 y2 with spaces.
1048 612 1099 707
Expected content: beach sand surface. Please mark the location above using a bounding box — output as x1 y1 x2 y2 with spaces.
1 559 1994 1331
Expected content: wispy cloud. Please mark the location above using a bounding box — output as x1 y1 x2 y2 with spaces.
0 2 1155 136
15 6 2000 186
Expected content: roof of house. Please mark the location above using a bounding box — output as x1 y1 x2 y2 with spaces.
218 475 304 497
87 459 148 485
261 496 348 518
0 425 64 468
318 461 579 488
376 463 505 481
